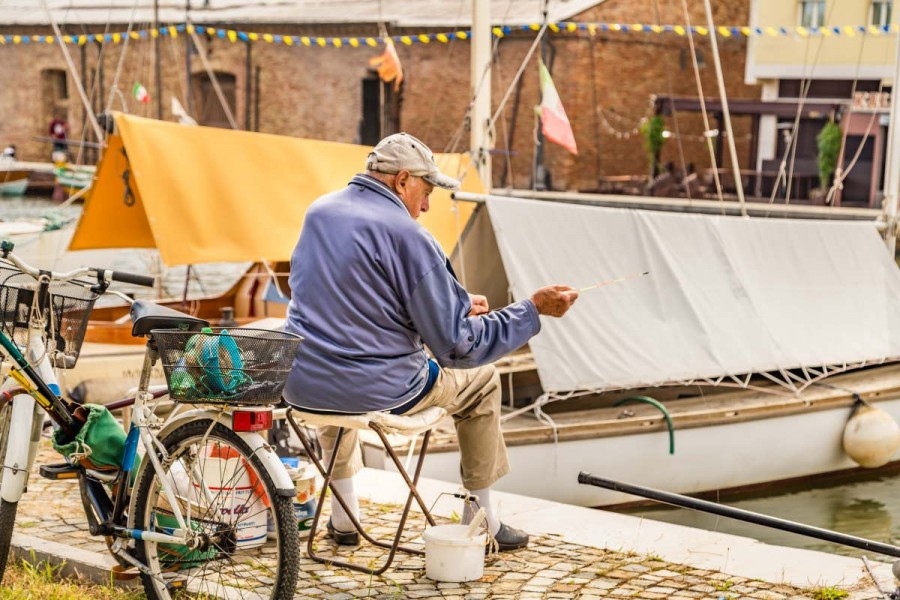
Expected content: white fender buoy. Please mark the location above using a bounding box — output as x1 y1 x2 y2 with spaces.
842 401 900 468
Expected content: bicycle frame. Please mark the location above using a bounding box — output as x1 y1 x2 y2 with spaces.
0 317 295 568
0 319 61 504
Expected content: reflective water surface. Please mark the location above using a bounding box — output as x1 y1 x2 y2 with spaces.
621 462 900 558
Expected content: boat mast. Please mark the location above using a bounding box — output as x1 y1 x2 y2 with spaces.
701 0 747 217
154 0 163 119
471 0 492 189
882 33 900 255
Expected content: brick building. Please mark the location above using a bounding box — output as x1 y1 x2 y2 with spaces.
0 0 757 191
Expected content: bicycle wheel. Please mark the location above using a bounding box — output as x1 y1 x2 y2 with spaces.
0 401 17 584
133 419 300 599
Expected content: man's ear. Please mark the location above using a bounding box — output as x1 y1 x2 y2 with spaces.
394 170 411 191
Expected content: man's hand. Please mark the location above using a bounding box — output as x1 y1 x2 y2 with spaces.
468 294 490 316
530 285 579 317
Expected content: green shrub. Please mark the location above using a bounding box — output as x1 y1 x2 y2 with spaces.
639 115 666 176
816 121 842 189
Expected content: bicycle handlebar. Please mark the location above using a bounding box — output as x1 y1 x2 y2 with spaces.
0 241 156 289
98 269 156 288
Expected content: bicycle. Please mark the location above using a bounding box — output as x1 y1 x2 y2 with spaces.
0 240 302 599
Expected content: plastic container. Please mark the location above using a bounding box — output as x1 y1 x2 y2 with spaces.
201 448 268 549
277 457 319 538
423 524 487 582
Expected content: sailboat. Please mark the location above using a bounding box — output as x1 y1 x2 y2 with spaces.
358 1 900 508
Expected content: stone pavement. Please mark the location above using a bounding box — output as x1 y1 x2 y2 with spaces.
6 443 892 599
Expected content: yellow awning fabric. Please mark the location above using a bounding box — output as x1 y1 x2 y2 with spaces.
70 113 483 266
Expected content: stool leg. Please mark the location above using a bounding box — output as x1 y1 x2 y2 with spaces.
370 424 437 527
285 410 433 575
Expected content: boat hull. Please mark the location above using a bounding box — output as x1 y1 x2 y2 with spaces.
0 176 28 196
365 374 900 506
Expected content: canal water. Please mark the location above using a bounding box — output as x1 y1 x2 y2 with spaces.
3 197 900 560
621 469 900 558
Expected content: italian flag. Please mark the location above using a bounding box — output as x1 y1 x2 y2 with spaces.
132 82 150 104
537 59 578 155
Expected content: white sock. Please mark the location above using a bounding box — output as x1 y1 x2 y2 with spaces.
461 487 500 535
329 477 359 532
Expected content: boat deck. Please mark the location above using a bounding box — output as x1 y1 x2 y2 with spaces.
416 361 900 452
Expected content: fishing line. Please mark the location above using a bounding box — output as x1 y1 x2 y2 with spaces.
578 271 649 293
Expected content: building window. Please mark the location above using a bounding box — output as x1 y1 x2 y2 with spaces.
872 0 892 26
359 74 401 145
799 0 825 27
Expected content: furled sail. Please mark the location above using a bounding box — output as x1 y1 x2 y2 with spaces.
487 196 900 393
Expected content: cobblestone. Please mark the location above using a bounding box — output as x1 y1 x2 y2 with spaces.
5 445 836 599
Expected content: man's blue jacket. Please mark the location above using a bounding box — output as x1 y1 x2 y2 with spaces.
283 174 540 413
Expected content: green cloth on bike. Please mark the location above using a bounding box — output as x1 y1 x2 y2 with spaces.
51 404 126 472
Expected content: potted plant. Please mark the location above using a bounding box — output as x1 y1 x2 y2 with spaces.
639 115 666 180
812 120 842 204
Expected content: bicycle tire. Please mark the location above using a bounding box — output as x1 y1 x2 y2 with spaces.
132 419 300 599
0 402 17 584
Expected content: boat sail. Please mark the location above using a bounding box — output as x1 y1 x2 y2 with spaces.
362 0 900 507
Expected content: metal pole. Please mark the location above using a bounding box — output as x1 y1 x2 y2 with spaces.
881 31 900 255
185 4 193 118
702 0 747 217
578 472 900 559
154 0 163 119
245 40 252 130
471 0 492 189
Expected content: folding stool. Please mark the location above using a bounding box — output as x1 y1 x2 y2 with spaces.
284 406 447 575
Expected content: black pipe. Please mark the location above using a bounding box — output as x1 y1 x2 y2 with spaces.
578 472 900 559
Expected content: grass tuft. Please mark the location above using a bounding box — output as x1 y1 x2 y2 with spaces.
0 558 144 600
811 587 849 600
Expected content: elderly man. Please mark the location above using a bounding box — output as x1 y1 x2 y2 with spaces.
284 132 578 551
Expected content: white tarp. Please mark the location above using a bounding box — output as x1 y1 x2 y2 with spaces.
486 196 900 393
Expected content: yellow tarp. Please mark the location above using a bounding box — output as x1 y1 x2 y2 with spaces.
70 113 482 266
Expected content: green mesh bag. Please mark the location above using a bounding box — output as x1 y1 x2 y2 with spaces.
52 404 126 472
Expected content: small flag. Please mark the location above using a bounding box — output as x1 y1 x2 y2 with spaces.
171 97 197 125
132 82 150 104
368 38 403 90
537 59 578 154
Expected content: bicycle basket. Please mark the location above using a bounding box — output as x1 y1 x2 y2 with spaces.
154 327 301 406
0 266 99 368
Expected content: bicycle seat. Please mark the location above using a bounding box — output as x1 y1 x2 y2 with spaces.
130 300 210 337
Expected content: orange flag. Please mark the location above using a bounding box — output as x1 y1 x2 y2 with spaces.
369 38 404 90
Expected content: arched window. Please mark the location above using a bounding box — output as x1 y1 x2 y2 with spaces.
191 71 236 129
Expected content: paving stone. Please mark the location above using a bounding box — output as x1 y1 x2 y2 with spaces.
7 443 830 600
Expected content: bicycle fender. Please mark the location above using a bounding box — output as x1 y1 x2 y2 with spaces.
1 394 36 503
156 409 294 496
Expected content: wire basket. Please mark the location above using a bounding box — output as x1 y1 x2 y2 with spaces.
153 327 302 406
0 266 100 368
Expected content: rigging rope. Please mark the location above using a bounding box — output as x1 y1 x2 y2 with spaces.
680 0 724 207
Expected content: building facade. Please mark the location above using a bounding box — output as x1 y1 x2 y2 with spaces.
746 0 898 206
0 0 757 192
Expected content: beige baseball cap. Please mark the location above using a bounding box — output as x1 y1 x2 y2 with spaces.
366 132 461 190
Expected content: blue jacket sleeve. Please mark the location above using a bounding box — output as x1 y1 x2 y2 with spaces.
406 262 541 368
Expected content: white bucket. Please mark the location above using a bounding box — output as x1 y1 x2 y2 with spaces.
423 524 486 582
200 454 268 549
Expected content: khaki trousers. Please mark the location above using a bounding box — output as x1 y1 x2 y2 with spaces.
317 364 508 491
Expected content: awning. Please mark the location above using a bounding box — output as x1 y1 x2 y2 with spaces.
70 113 482 266
487 195 900 393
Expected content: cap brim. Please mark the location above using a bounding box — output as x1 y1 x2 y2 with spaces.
423 171 461 190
